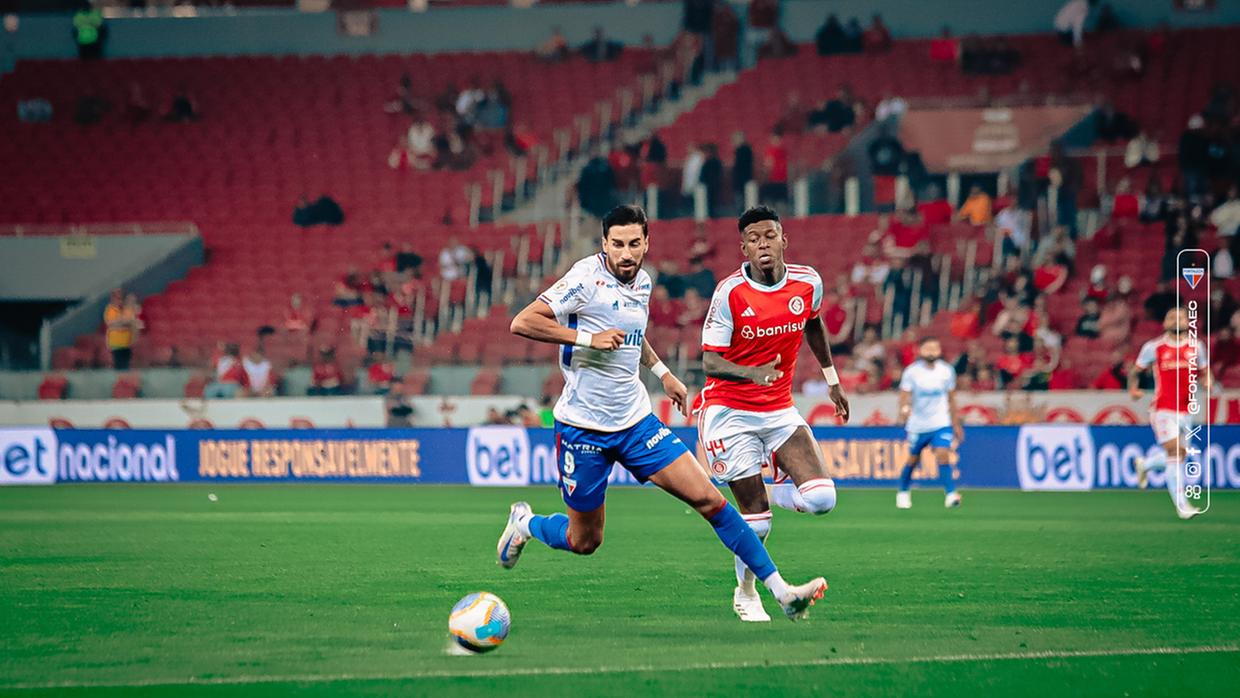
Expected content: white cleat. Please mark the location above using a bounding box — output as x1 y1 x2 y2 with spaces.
945 492 962 508
1135 458 1149 489
496 501 531 569
896 491 912 509
1176 504 1202 520
778 577 828 621
733 586 771 622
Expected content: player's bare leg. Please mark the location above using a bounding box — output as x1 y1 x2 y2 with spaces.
769 428 838 515
727 475 772 622
648 453 826 621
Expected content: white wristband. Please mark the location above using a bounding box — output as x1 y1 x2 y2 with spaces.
574 330 594 348
823 366 840 386
651 361 670 379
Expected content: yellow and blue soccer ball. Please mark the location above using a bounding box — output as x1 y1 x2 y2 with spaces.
448 591 510 653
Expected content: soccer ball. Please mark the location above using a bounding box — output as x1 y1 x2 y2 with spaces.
448 591 510 653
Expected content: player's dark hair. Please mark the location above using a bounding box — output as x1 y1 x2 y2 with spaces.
601 204 649 238
738 205 780 233
919 336 939 346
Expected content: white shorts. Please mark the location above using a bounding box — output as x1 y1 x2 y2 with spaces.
698 404 808 484
1150 410 1194 445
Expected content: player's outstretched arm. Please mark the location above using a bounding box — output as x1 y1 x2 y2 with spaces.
804 317 850 423
703 351 783 387
1127 361 1144 401
642 339 688 417
510 300 623 350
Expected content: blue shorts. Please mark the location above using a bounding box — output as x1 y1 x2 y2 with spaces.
907 427 954 456
555 413 689 512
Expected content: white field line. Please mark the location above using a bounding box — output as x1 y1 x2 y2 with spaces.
1 644 1236 691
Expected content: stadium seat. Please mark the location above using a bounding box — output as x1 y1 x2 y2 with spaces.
37 374 69 401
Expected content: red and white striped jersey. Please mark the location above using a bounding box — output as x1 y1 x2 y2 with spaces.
698 262 822 412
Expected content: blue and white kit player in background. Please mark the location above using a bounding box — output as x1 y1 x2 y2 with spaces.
895 337 964 509
497 204 827 620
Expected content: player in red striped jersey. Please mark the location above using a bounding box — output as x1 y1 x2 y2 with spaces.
696 206 851 621
1129 308 1212 519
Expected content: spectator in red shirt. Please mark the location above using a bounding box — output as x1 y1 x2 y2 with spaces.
883 207 930 261
930 26 960 63
1083 264 1110 302
366 351 395 395
760 130 789 205
995 337 1033 387
1091 350 1129 390
1110 177 1140 220
310 347 346 396
205 343 246 399
283 293 314 335
917 185 953 225
820 288 853 353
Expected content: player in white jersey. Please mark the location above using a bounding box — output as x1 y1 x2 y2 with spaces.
496 205 828 621
895 337 964 509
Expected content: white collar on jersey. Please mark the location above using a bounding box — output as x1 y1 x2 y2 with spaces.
741 261 788 293
595 253 640 288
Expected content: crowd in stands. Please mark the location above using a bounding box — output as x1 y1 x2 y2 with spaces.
384 72 530 174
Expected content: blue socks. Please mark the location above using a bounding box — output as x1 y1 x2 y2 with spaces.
900 459 956 493
940 462 957 494
527 513 572 551
707 502 777 581
898 462 916 493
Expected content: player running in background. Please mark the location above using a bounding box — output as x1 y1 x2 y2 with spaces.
895 337 964 510
498 204 827 621
1130 308 1211 519
697 206 850 622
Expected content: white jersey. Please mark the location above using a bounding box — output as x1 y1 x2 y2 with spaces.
899 359 956 434
538 254 653 432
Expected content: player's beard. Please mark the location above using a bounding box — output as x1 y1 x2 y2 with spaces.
609 256 642 283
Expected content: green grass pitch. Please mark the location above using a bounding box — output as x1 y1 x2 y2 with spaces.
1 485 1237 697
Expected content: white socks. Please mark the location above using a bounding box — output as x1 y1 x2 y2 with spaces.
770 480 837 515
735 512 771 594
770 483 809 513
762 570 790 600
